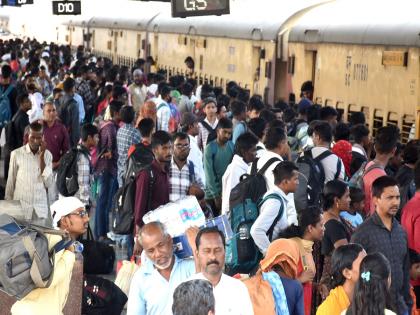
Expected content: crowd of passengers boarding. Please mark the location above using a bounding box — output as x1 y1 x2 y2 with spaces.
0 36 419 315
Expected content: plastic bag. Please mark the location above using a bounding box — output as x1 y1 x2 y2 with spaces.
114 258 140 299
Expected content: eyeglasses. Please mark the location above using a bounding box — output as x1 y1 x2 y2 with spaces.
175 144 190 149
67 209 88 218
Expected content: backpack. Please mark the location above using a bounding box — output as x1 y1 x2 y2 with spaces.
82 275 127 315
3 112 17 150
0 85 13 129
59 97 76 130
200 120 217 144
56 146 90 197
348 161 382 190
112 143 155 235
0 214 71 299
226 191 285 275
157 102 178 133
294 149 341 213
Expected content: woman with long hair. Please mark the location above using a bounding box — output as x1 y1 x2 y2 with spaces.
319 180 354 298
280 206 325 315
345 252 396 315
317 244 366 315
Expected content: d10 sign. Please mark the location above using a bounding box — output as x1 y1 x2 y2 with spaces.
172 0 229 17
52 0 81 15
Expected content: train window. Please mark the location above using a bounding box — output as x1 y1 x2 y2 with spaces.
200 55 203 71
336 101 345 122
184 37 187 45
265 61 272 79
107 41 112 50
325 99 333 106
288 56 295 74
228 64 236 73
229 46 235 55
387 112 399 127
120 31 123 38
361 106 370 124
347 104 359 122
372 109 384 138
204 39 207 48
314 97 322 105
110 30 113 37
401 115 415 143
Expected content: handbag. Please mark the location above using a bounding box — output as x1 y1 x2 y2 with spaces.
114 257 140 299
82 274 127 315
80 226 115 275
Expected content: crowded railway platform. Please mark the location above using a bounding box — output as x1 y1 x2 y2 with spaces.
0 0 420 315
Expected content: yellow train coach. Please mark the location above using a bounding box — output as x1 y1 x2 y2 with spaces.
288 0 420 142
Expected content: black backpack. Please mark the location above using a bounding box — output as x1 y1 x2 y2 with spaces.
82 275 127 315
200 120 217 144
56 146 90 197
294 149 341 213
112 143 155 235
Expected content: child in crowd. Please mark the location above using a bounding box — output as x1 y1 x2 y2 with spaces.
340 187 364 228
198 98 219 150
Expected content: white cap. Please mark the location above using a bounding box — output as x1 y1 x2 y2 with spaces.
51 197 85 228
27 107 44 123
41 51 50 58
147 83 158 96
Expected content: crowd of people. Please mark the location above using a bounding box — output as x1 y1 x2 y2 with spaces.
0 36 419 315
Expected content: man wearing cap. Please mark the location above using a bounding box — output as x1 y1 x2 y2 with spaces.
181 112 205 186
51 197 89 239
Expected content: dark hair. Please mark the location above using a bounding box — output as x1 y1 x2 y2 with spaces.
29 121 43 133
234 132 258 157
279 206 322 238
160 84 171 98
247 118 266 139
259 109 277 124
350 124 369 143
320 106 338 121
172 279 215 315
63 77 75 93
195 227 226 250
1 65 12 78
138 118 155 138
264 126 286 150
349 112 366 126
301 81 314 93
216 117 233 130
120 105 135 124
307 105 321 123
273 100 289 112
112 85 127 99
347 252 393 315
237 89 250 104
151 130 172 149
330 243 364 288
350 187 365 206
402 141 420 164
81 123 98 142
216 94 230 109
230 100 247 117
16 93 30 106
323 180 348 210
372 176 398 198
273 161 298 185
248 96 264 113
172 132 190 143
313 121 333 143
109 100 123 117
334 122 350 141
182 82 193 96
283 108 296 123
374 125 400 154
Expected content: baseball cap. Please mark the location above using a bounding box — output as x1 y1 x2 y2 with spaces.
51 197 85 228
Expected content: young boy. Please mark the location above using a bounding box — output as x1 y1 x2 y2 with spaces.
198 97 219 151
340 187 364 228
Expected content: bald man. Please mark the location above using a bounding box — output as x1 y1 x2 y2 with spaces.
129 69 147 113
127 222 198 315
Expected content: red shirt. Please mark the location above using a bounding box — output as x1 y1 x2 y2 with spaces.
401 191 420 286
134 159 169 227
362 161 386 215
43 120 70 163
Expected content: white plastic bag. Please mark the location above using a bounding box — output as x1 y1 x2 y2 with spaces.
115 260 139 299
0 127 6 147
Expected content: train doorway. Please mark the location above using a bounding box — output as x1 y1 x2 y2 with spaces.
304 50 317 87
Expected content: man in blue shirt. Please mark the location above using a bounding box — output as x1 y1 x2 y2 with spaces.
127 222 198 315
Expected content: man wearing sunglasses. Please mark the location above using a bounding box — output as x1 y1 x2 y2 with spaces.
51 196 89 240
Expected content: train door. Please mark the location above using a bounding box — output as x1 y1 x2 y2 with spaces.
304 50 317 88
153 34 159 62
252 46 262 94
113 31 118 62
136 34 141 58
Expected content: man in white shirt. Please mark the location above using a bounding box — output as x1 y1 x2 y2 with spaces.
127 222 198 315
251 126 298 225
5 122 53 218
310 121 345 182
181 112 206 186
251 161 299 255
156 85 172 132
189 227 254 315
221 132 258 215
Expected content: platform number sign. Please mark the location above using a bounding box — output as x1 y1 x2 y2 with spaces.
1 0 34 6
52 0 81 15
172 0 230 18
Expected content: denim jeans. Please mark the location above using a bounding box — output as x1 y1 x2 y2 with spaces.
94 171 118 239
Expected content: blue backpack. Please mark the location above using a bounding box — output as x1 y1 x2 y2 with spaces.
226 188 285 275
0 85 13 128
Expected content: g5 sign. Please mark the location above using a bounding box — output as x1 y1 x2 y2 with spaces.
52 0 81 15
172 0 229 17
